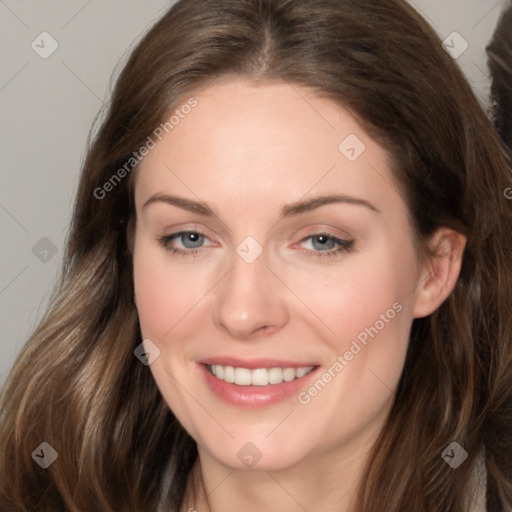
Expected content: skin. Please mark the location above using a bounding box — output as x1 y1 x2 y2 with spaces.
132 77 466 512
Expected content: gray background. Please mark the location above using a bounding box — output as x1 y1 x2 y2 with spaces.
0 0 508 390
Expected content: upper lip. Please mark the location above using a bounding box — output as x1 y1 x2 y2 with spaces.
200 357 319 369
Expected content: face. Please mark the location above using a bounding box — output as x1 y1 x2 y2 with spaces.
132 77 423 472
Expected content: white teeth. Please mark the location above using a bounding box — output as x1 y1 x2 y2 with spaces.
296 367 309 378
268 367 283 384
282 368 296 382
234 367 252 386
223 366 235 383
251 368 268 386
209 364 314 386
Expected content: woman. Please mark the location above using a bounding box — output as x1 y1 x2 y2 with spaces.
0 0 511 510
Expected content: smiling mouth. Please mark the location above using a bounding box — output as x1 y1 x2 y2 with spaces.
206 364 316 386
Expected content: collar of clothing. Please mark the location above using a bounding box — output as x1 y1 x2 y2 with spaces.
467 445 487 512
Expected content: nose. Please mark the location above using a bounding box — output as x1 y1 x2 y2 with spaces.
212 244 289 340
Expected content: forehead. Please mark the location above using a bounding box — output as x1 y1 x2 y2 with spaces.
134 78 400 216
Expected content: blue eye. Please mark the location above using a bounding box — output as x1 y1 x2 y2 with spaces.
174 232 204 249
297 233 354 259
159 231 207 255
157 230 354 259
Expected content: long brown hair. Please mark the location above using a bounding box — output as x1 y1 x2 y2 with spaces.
1 0 511 510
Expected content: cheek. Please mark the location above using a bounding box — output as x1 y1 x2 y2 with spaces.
282 245 417 352
133 242 209 339
290 254 416 431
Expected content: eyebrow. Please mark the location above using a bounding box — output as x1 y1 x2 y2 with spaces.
142 193 380 217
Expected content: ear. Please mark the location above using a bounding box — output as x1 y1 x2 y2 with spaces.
412 227 467 318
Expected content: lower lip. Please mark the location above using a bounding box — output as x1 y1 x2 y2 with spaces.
199 363 320 408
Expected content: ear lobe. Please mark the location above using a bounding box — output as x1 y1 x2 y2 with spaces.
412 228 467 319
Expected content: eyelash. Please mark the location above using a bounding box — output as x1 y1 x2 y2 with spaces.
157 230 354 260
